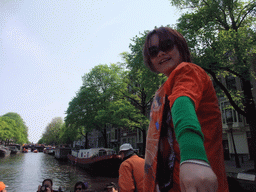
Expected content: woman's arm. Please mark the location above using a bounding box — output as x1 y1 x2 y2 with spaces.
171 96 218 192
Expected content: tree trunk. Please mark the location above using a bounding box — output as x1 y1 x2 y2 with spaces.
242 78 256 171
104 128 108 148
84 132 89 149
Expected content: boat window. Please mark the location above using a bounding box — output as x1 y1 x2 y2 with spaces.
99 149 106 156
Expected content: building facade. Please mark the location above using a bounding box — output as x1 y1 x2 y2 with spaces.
215 73 256 161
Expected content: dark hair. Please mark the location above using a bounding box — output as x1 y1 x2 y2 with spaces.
74 181 88 191
143 27 191 73
42 179 53 186
105 182 118 190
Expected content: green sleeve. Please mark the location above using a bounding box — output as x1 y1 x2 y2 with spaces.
171 96 209 163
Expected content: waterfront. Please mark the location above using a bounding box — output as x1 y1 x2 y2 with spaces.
0 152 118 192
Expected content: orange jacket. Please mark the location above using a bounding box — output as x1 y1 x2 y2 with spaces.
144 63 229 192
118 155 145 192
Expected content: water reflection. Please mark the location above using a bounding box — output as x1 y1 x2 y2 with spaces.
0 152 118 192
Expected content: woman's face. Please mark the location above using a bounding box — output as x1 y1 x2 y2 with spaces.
75 184 86 192
43 180 52 191
149 34 182 77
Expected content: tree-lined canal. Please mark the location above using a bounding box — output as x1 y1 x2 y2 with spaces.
0 152 118 192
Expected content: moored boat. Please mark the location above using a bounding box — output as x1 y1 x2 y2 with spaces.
43 146 55 155
7 146 20 154
22 147 28 153
67 148 122 177
55 147 71 161
0 145 11 157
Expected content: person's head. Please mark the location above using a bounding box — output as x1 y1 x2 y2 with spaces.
0 181 6 192
119 143 134 160
42 179 53 190
74 181 88 192
143 27 191 76
105 182 117 192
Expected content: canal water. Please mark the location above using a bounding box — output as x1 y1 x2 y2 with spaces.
0 152 118 192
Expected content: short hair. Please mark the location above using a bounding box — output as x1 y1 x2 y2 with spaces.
42 179 53 186
74 181 88 191
143 27 191 73
105 182 118 190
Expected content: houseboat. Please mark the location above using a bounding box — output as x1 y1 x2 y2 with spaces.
43 146 55 155
7 146 20 154
55 146 71 161
67 148 122 177
0 145 11 157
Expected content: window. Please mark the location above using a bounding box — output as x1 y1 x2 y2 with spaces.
225 75 237 91
111 129 117 141
137 129 143 143
220 101 243 124
99 149 106 156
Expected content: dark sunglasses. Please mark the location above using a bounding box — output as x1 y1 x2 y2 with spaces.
148 39 175 58
75 187 82 191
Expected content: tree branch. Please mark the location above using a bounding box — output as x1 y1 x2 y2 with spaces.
218 67 245 80
237 3 256 28
203 67 246 116
202 0 230 30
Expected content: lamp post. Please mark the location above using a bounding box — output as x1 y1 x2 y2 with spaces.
226 110 241 168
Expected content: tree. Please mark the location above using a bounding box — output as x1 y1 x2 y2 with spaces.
1 113 28 144
169 0 256 169
59 123 78 146
65 64 127 148
41 117 64 145
65 91 92 148
116 31 166 155
0 116 15 144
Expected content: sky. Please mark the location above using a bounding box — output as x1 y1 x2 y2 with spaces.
0 0 182 143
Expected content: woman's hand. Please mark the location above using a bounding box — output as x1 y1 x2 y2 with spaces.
37 185 41 192
180 163 218 192
37 185 52 192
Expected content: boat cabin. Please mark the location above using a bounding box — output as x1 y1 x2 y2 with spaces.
72 148 116 158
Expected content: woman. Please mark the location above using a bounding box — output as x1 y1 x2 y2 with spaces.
74 181 88 192
143 27 229 192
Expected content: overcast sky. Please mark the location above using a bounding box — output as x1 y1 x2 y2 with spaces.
0 0 181 143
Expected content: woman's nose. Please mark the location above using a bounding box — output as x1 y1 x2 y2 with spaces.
157 50 165 57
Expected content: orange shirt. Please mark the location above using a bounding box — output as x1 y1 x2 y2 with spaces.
119 155 145 192
144 62 229 192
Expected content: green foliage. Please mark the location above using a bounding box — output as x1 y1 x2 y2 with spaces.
170 0 256 116
0 116 15 142
0 113 29 144
38 138 44 144
65 63 127 147
119 31 166 130
59 123 77 145
40 117 64 145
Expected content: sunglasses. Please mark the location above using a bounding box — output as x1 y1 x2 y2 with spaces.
75 187 82 191
148 39 175 58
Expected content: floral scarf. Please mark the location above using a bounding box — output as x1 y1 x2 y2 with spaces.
144 85 175 192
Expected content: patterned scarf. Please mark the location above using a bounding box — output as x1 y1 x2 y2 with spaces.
144 85 175 192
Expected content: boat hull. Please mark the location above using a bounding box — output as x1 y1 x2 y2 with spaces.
68 154 122 177
0 148 11 157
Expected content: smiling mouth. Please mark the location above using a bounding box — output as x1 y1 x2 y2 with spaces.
159 58 171 65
